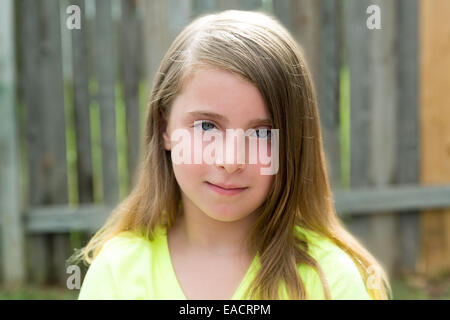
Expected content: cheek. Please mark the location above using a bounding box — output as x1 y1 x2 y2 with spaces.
256 171 275 194
170 134 209 190
172 163 205 188
246 163 275 194
246 137 274 164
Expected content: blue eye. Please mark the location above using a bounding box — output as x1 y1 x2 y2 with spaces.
202 122 216 131
255 129 271 139
194 120 216 131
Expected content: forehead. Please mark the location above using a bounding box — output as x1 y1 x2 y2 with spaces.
172 67 270 123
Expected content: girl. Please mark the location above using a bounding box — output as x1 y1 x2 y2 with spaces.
74 10 391 300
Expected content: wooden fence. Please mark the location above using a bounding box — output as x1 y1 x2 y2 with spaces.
1 0 450 288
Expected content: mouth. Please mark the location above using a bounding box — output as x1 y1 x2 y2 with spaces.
205 181 248 196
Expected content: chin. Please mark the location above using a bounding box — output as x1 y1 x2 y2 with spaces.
208 214 246 223
204 206 251 223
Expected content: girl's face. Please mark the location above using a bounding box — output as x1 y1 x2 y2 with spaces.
163 67 275 223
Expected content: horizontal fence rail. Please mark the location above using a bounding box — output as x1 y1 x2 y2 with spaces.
334 184 450 214
22 184 450 233
24 204 114 233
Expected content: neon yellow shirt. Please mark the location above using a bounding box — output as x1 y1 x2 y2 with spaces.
78 225 372 300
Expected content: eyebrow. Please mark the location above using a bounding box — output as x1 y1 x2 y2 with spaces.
186 110 272 127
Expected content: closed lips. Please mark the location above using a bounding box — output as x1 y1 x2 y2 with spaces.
206 182 247 190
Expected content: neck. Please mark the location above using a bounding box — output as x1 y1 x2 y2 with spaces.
170 193 258 257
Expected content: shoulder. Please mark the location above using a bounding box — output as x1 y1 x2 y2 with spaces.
295 225 371 300
99 230 154 262
94 227 166 276
78 227 164 299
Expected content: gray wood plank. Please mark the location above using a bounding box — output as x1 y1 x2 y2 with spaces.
0 0 26 287
143 0 170 89
39 2 68 204
51 232 73 285
70 0 96 274
395 0 419 274
273 0 320 84
71 0 94 204
26 205 114 233
272 0 292 31
344 0 400 276
121 0 142 190
20 0 51 286
366 0 398 275
318 0 342 190
343 0 372 251
334 184 450 214
192 0 218 16
38 0 71 286
168 0 192 40
95 0 119 205
217 0 262 11
20 0 71 286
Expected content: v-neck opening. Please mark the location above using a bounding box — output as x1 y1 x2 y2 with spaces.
162 226 258 300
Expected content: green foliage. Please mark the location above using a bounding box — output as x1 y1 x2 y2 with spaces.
1 275 449 300
0 285 79 300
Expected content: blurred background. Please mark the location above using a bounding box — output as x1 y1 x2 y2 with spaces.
1 0 449 299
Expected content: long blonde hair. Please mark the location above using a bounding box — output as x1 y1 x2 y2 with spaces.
70 10 391 300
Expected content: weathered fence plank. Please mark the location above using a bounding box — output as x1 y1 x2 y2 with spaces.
143 0 170 89
365 0 399 276
21 0 71 286
343 0 372 257
418 0 450 276
0 0 25 287
71 0 94 204
395 0 420 274
342 0 402 277
26 205 113 233
334 185 450 214
67 0 94 278
39 0 71 286
317 0 342 190
21 0 51 285
217 0 262 11
344 0 400 277
192 0 217 16
168 0 192 41
38 1 68 207
95 0 119 205
121 0 142 190
273 0 320 84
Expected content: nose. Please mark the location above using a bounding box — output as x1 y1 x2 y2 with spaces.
214 132 246 173
216 162 245 174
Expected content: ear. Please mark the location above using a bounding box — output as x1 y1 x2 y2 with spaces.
161 112 171 151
